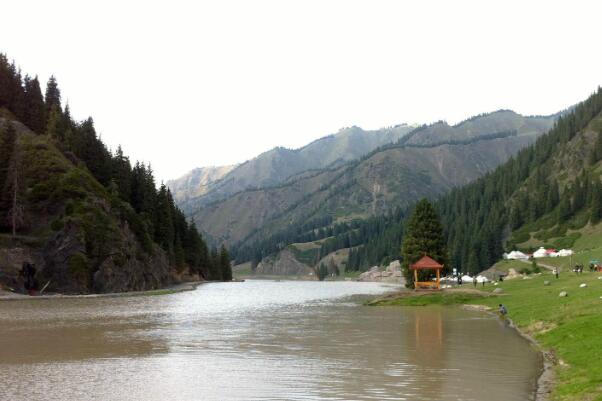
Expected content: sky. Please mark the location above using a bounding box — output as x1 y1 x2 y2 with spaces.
1 0 602 182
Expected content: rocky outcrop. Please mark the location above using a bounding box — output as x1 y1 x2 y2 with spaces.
37 219 176 294
255 249 313 276
358 260 404 284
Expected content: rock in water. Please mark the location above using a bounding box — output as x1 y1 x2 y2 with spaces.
559 291 568 297
543 280 551 286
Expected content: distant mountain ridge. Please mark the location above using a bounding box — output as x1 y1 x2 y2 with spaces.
186 110 557 249
168 123 416 208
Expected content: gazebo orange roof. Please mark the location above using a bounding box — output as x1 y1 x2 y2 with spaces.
410 255 444 270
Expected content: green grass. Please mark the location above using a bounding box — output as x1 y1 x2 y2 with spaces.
473 272 602 401
368 291 488 306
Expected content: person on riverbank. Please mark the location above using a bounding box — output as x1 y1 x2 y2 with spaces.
553 268 559 279
473 276 477 288
498 304 508 317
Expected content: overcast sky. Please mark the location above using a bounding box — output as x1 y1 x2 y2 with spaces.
1 0 601 182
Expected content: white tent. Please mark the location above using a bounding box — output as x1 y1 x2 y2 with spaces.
476 275 489 283
533 247 549 258
461 275 473 282
506 250 528 260
557 249 574 257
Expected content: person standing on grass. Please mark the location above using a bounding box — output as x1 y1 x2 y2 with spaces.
473 276 477 288
553 268 559 279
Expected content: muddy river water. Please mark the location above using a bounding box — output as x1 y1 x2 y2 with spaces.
0 280 540 401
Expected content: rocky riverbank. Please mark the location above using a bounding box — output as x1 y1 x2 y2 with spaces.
357 260 405 284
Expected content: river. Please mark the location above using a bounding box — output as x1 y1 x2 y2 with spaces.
0 280 540 401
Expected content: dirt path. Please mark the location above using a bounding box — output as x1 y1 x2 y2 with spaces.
518 259 556 271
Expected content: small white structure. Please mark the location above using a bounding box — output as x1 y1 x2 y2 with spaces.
533 247 549 258
506 250 529 260
557 249 574 257
476 275 489 283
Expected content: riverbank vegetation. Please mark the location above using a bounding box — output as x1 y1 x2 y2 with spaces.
370 271 602 401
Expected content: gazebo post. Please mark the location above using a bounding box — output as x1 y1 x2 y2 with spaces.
414 269 418 289
436 268 440 289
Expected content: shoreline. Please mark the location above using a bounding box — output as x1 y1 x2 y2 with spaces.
462 304 554 401
368 289 554 401
0 280 207 301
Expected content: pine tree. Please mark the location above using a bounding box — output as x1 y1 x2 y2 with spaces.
209 247 221 280
154 184 175 260
591 130 602 163
44 75 61 116
467 250 479 274
22 75 46 133
317 263 328 281
590 180 602 224
112 146 132 202
219 245 232 281
0 124 16 194
558 194 572 224
401 199 448 287
545 181 559 213
45 104 62 140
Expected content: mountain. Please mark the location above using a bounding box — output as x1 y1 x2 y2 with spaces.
0 54 230 294
170 124 416 209
190 110 556 253
333 88 602 275
436 88 602 273
168 165 236 202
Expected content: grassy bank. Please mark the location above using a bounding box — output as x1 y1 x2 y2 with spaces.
367 289 489 306
369 271 602 401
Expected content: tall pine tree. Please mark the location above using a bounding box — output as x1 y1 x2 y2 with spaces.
401 199 448 288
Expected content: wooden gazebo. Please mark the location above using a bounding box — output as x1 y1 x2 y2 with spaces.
410 255 444 290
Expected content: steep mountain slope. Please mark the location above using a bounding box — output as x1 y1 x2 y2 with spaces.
167 165 236 202
172 124 415 208
434 89 602 274
192 111 556 249
0 53 227 294
0 116 175 293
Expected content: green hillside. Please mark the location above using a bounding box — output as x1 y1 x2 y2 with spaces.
0 54 231 294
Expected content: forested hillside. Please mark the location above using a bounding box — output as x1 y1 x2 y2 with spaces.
0 54 231 294
302 88 602 274
438 87 602 272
